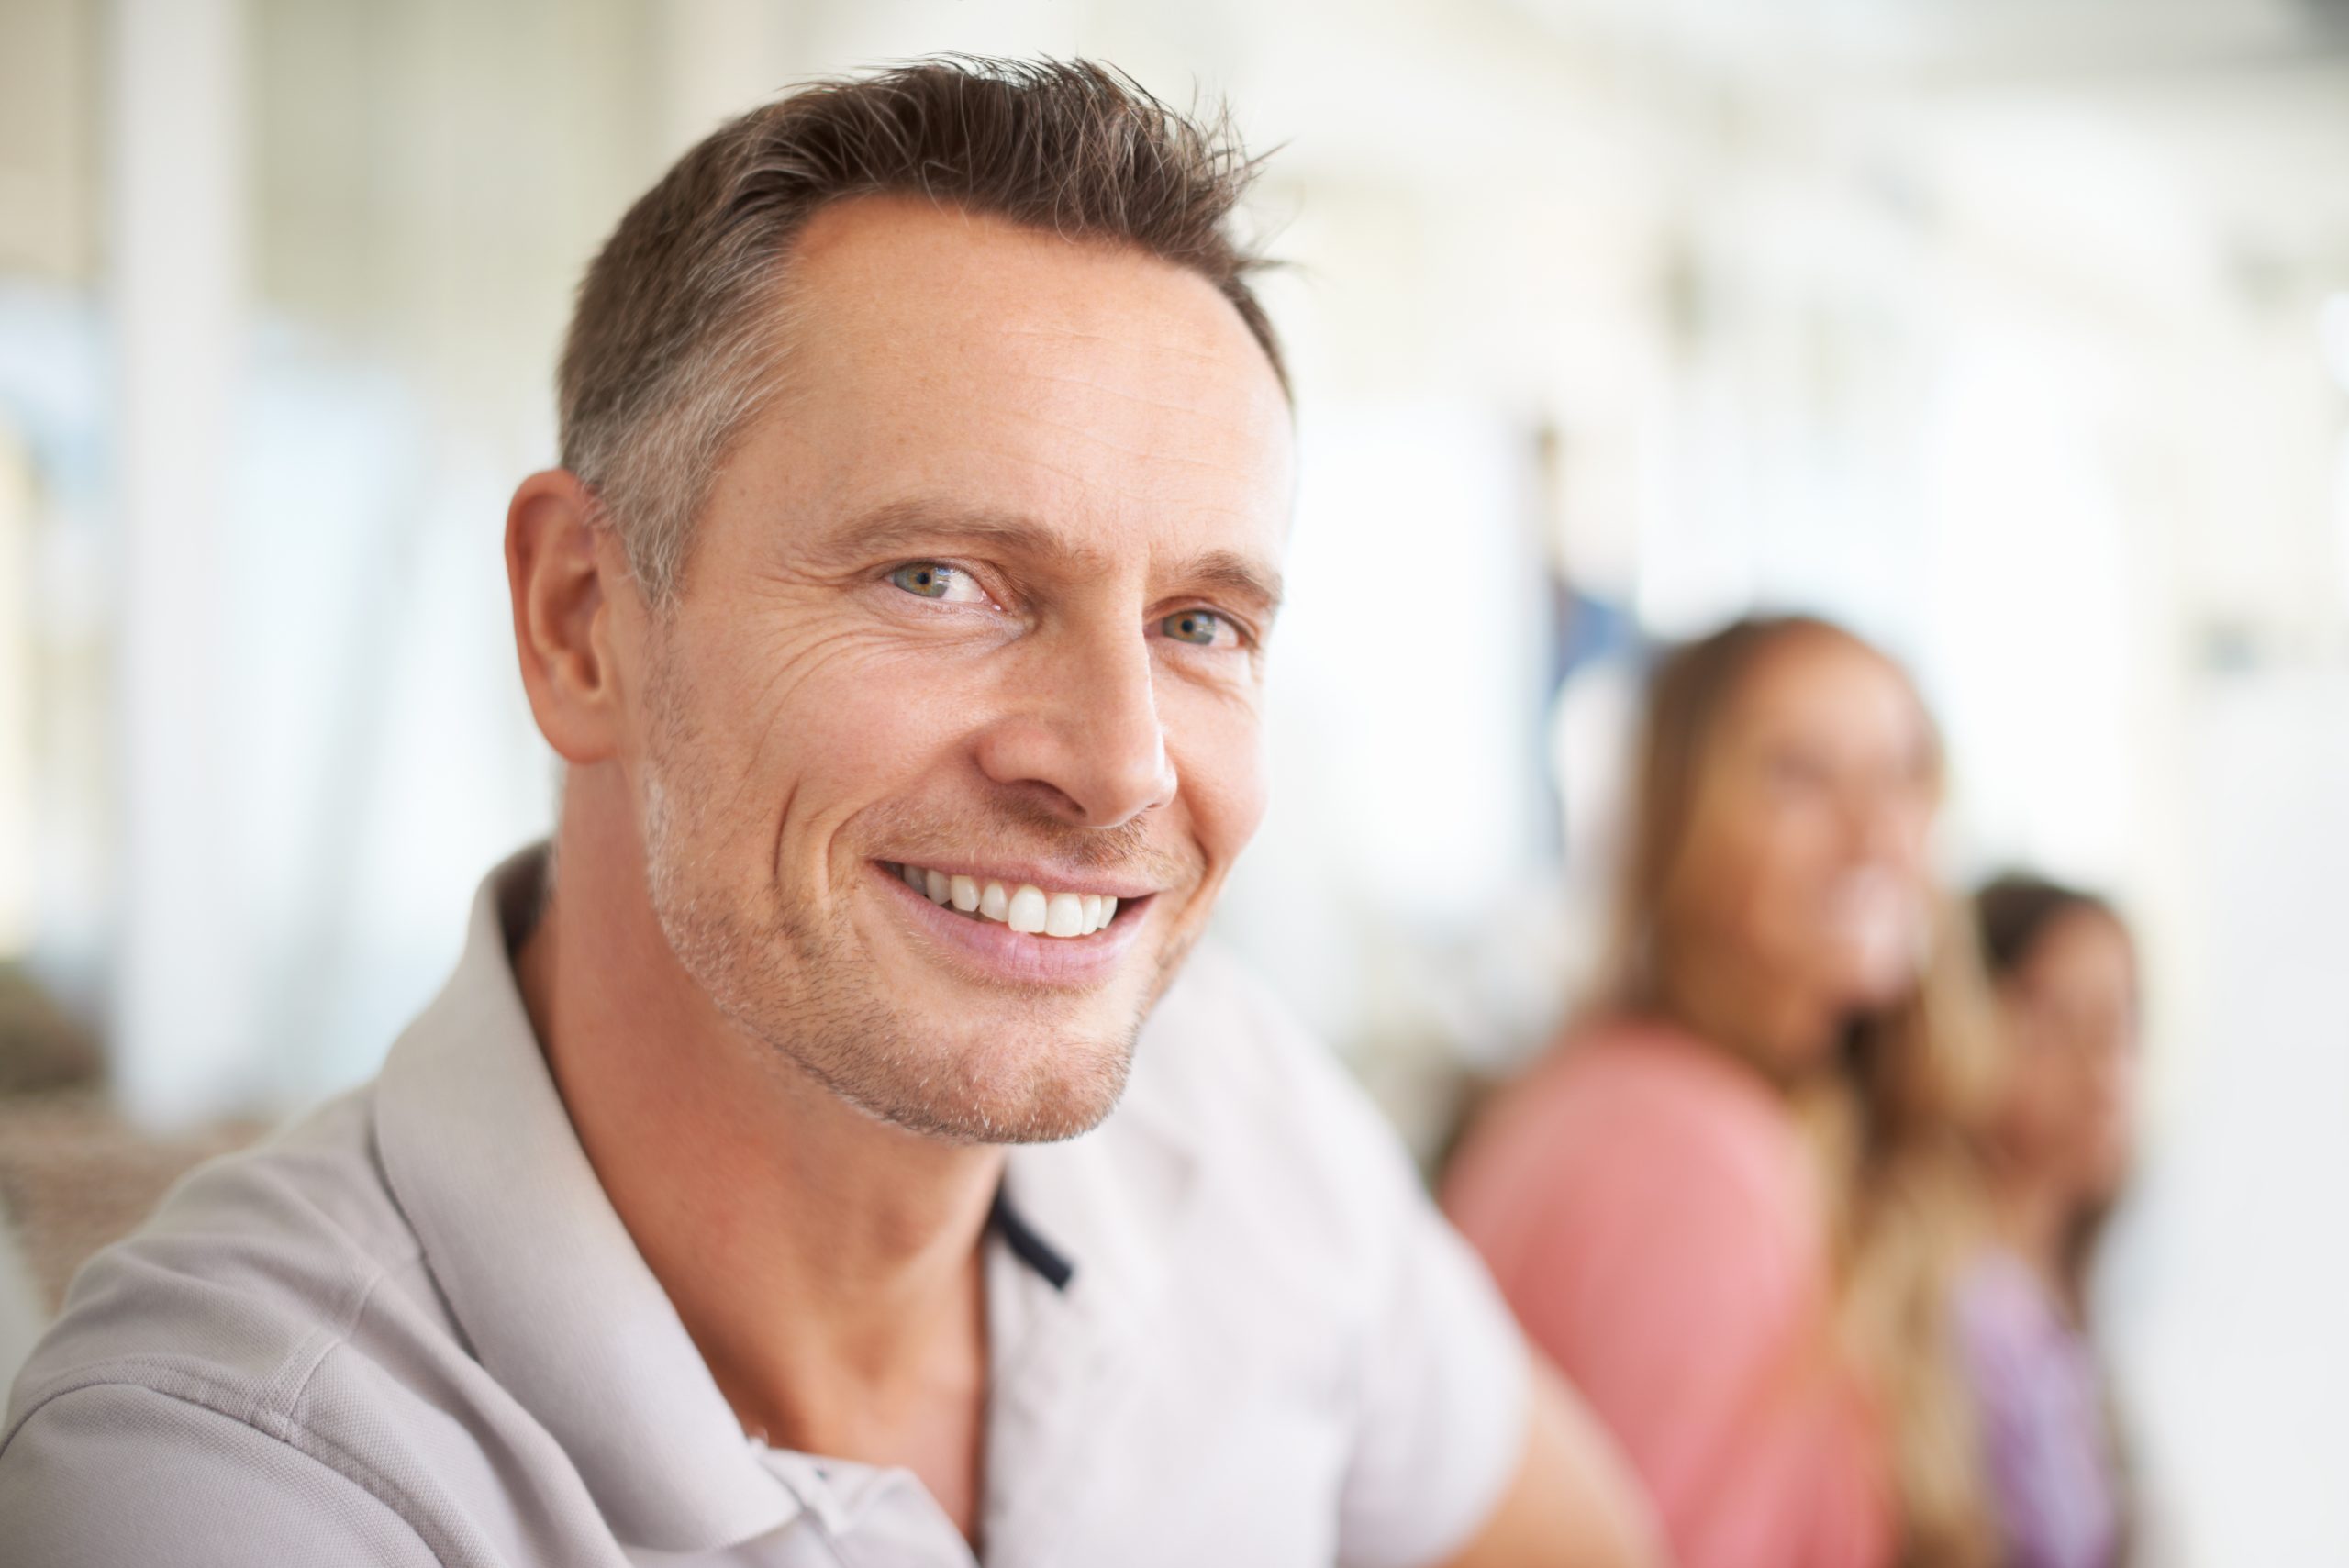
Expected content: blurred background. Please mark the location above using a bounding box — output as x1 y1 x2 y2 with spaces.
2 0 2345 1559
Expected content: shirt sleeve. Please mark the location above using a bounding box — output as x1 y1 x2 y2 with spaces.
1306 1062 1530 1568
1337 1184 1531 1568
1141 950 1533 1568
0 1381 444 1567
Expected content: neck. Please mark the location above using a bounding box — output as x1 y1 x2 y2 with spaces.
1657 944 1844 1088
1991 1168 2077 1304
516 789 999 1486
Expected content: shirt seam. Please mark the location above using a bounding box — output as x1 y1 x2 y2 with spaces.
0 1373 455 1566
261 1254 395 1429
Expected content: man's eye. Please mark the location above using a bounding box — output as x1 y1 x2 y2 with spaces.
887 562 982 602
1162 609 1229 647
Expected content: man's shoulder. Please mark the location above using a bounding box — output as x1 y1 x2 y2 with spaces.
3 1084 435 1455
1116 940 1436 1278
1025 943 1532 1568
1130 940 1319 1093
1130 940 1393 1157
0 1371 450 1567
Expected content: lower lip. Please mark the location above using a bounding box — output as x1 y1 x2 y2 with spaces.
870 862 1155 987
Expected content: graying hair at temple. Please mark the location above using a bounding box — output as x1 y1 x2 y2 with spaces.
555 56 1288 603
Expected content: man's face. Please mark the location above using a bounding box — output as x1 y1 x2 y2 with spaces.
622 197 1293 1143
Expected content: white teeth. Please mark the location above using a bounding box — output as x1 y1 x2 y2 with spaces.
898 864 1127 940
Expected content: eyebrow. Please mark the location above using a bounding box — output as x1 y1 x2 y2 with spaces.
1179 548 1286 619
821 497 1285 617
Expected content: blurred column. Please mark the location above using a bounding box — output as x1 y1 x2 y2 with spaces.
106 0 253 1125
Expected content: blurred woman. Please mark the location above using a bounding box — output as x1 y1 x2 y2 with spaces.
1445 615 2002 1568
1958 875 2137 1568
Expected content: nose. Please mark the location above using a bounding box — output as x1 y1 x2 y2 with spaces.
2085 1029 2133 1099
974 620 1178 828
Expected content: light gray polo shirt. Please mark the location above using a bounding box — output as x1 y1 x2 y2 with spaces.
0 849 1526 1566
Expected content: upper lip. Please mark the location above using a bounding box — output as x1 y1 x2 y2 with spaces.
876 855 1168 901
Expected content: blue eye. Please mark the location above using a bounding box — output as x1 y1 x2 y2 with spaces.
1162 609 1226 647
888 562 974 601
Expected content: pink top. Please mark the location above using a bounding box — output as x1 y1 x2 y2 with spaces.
1443 1018 1896 1568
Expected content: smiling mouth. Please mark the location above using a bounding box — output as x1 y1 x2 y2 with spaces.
885 862 1128 939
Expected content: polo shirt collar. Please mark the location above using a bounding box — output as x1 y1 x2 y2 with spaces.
979 977 1205 1561
375 846 797 1553
373 845 1206 1558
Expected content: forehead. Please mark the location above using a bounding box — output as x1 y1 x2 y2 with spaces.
1728 633 1922 752
735 195 1293 562
2023 906 2135 990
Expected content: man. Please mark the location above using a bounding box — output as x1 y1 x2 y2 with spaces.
1 60 1652 1565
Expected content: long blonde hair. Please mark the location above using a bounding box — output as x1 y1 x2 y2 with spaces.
1603 614 2001 1568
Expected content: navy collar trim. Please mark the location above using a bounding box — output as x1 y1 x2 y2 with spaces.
989 1185 1074 1292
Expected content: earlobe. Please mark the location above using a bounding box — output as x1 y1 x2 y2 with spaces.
507 469 623 765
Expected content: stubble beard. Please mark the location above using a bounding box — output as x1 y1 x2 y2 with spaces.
637 655 1174 1145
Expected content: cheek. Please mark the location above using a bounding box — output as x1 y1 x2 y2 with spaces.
2082 1097 2135 1185
1725 811 1833 935
2071 1049 2134 1140
694 633 977 851
1899 801 1938 864
786 670 950 785
1167 692 1267 871
1666 821 1765 950
2009 1060 2072 1140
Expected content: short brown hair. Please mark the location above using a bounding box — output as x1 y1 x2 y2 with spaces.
557 56 1285 600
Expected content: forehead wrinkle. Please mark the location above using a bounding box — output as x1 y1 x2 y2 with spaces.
1000 406 1266 474
1020 369 1250 419
975 451 1279 540
994 320 1238 370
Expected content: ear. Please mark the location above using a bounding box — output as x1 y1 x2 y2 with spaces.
506 469 640 764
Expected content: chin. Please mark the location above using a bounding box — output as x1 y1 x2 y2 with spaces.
792 1007 1141 1146
874 1054 1132 1146
2080 1140 2134 1205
